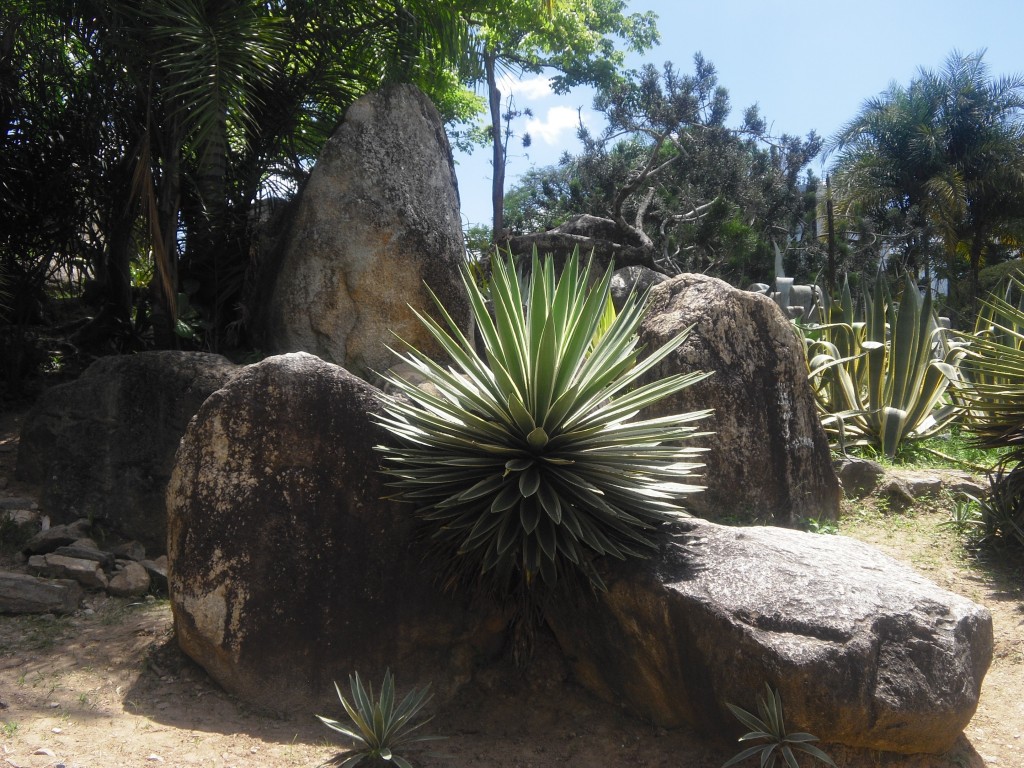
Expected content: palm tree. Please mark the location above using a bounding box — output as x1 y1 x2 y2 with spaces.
925 51 1024 304
111 0 286 343
827 75 945 276
827 50 1024 306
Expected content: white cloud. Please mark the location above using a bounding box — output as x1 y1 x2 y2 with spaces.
525 106 588 145
498 74 553 100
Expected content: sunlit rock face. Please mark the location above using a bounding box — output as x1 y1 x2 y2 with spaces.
167 353 507 714
639 273 840 524
262 83 471 385
547 517 993 755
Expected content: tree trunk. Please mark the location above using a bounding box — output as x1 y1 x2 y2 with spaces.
485 51 505 242
826 175 836 293
195 111 228 249
86 153 136 336
969 236 984 315
189 106 230 337
151 117 182 349
103 209 135 327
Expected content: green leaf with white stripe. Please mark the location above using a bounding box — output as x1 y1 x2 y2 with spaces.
375 248 710 614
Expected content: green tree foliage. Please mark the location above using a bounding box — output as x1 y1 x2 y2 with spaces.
460 0 659 239
503 56 823 285
1 0 666 356
1 1 114 325
1 0 477 349
828 50 1024 309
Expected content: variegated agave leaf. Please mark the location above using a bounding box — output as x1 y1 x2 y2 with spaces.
375 249 711 597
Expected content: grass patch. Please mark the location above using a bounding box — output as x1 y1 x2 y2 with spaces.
802 517 839 535
840 502 952 569
843 428 1008 472
11 614 74 652
839 488 1024 594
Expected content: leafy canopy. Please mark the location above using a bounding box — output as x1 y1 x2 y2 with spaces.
827 49 1024 304
503 56 822 283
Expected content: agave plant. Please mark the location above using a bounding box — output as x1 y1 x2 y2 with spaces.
802 272 964 458
317 670 440 768
957 276 1024 426
951 277 1024 548
723 683 836 768
375 250 711 599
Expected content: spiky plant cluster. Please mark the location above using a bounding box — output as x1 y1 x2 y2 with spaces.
317 670 439 768
803 272 964 458
724 683 836 768
954 276 1024 548
375 250 710 598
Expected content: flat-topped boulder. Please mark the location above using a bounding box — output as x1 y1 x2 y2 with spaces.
0 571 82 615
546 518 992 755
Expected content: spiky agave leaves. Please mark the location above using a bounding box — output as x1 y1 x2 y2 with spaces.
952 276 1024 548
375 250 711 595
316 670 440 768
804 273 965 458
723 683 836 768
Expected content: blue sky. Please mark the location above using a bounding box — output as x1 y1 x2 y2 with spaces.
452 0 1024 232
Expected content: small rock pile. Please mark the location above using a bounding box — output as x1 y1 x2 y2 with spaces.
1 513 166 615
834 456 987 506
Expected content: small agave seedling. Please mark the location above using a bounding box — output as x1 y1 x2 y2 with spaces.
723 683 836 768
317 669 441 768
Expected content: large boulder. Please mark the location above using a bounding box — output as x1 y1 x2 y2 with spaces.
167 353 507 713
639 274 840 524
546 518 992 755
16 351 239 554
261 83 471 383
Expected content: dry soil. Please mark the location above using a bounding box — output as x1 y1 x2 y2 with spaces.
1 406 1021 768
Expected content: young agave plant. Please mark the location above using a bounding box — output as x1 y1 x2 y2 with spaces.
803 272 964 458
723 683 836 768
375 249 711 596
317 670 440 768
